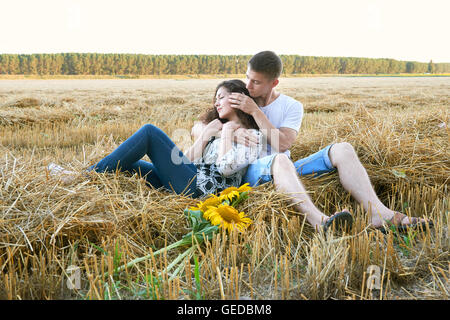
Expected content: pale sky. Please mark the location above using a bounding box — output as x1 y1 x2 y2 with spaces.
1 0 449 62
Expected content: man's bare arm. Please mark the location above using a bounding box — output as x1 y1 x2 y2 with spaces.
228 93 298 152
191 112 297 152
192 120 259 148
251 108 297 153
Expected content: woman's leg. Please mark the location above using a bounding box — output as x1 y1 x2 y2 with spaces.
128 160 163 189
88 124 198 196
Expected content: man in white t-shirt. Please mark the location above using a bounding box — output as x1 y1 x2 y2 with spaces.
192 51 431 233
252 93 303 159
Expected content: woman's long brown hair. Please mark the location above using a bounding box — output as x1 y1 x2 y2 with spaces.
199 80 259 130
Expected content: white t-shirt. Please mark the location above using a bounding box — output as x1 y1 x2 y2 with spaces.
258 94 303 158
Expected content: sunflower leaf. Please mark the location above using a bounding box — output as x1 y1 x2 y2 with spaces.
230 191 249 207
182 225 219 243
184 209 205 229
183 208 218 239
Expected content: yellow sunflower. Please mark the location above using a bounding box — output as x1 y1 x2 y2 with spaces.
189 194 221 212
203 203 253 233
218 183 252 202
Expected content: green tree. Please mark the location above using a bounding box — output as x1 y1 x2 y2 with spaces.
28 55 38 74
428 60 436 73
8 55 19 74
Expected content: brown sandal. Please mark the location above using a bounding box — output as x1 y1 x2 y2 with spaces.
378 212 433 234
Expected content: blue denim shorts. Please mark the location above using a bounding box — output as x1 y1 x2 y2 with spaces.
242 153 278 187
242 144 336 187
294 144 336 177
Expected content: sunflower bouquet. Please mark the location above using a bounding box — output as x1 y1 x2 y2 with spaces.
188 183 253 233
115 183 253 279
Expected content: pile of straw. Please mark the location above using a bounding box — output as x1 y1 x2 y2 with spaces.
0 78 448 300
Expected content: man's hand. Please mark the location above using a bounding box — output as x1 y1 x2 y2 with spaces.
233 128 259 147
229 93 259 116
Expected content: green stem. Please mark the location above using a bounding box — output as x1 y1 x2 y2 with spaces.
166 246 194 273
168 246 195 281
113 239 187 275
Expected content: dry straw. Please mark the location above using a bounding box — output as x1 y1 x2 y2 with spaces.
0 78 448 300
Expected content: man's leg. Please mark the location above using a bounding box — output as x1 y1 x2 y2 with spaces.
244 154 351 231
242 155 274 187
272 153 332 230
328 142 426 227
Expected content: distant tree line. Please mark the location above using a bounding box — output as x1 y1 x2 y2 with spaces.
0 53 448 75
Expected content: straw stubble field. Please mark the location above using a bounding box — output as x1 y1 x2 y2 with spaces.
0 77 448 300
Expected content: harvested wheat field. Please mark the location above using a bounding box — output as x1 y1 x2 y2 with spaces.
0 77 448 300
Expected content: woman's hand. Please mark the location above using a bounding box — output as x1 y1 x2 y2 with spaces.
185 119 223 162
204 119 223 137
217 121 240 161
222 121 241 133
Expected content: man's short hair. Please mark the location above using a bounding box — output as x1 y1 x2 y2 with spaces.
248 51 283 80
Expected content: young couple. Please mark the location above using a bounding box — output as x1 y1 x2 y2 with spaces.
49 51 431 233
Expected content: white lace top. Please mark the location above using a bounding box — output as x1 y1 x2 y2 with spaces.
193 129 263 197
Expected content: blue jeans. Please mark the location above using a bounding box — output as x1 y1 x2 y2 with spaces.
243 144 336 187
88 124 200 197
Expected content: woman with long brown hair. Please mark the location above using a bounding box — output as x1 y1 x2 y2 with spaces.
48 80 263 198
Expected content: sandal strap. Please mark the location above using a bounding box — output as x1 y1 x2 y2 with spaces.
391 212 407 226
390 212 419 226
